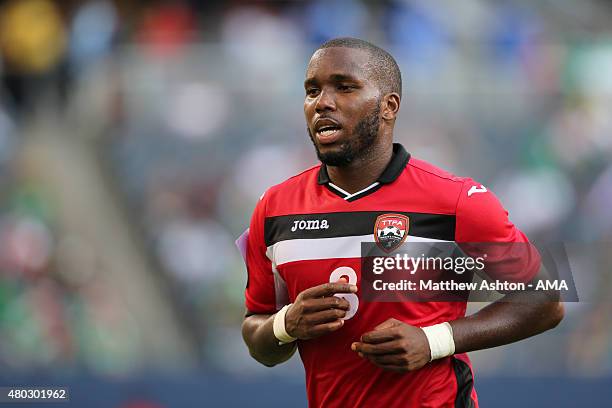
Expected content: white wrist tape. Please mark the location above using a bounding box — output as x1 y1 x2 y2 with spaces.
421 322 455 361
273 304 297 345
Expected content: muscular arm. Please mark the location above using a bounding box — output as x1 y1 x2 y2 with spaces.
447 179 567 352
352 181 565 370
449 251 566 351
353 272 564 372
242 281 356 367
242 312 298 367
451 291 564 354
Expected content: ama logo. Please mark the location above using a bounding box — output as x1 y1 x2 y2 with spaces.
374 213 409 253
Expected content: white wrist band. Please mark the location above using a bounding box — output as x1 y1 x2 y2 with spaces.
273 304 297 345
421 322 455 361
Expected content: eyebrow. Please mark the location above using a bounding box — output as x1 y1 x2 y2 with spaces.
304 78 317 88
329 74 359 82
304 73 360 88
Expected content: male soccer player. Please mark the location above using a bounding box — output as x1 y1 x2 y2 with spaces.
240 38 564 407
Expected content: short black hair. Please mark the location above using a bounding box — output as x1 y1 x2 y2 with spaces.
318 37 402 98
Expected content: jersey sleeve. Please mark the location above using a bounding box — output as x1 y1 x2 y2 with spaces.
244 192 278 314
455 179 540 283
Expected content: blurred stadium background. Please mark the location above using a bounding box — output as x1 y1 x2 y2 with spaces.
0 0 610 406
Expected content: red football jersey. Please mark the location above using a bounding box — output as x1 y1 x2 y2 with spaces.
243 144 539 407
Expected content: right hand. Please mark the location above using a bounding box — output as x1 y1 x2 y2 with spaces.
284 279 357 340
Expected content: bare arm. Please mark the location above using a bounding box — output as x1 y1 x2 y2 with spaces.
353 279 564 372
353 181 566 370
241 312 297 367
451 292 564 354
242 281 357 367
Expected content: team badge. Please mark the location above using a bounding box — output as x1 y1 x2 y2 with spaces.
374 213 409 253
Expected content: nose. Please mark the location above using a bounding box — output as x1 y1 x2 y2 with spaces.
314 89 336 113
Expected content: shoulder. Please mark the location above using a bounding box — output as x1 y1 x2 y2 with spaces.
453 176 521 242
406 157 470 199
405 156 515 240
407 157 466 184
406 157 498 209
402 157 468 213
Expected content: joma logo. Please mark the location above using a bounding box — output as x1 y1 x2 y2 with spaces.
291 219 330 232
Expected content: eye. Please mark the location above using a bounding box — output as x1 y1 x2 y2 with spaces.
306 88 320 97
337 84 356 92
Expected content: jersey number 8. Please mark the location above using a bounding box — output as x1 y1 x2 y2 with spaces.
329 266 359 320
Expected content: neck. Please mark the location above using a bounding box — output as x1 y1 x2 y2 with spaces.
326 142 393 194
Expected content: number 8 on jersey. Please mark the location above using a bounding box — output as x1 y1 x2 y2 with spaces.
329 266 359 320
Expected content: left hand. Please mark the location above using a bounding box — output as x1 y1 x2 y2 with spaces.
351 318 431 373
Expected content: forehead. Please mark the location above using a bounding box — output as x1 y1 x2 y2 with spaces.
305 47 372 81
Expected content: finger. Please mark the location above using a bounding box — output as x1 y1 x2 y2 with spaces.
302 282 358 299
361 328 399 344
352 340 404 355
373 318 400 331
305 309 347 325
308 319 345 337
302 297 350 313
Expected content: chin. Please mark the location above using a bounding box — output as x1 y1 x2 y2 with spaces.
316 145 354 166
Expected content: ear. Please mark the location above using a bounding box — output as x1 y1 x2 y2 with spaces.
381 92 400 121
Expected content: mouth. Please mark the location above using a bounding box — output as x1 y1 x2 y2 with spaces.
314 119 343 145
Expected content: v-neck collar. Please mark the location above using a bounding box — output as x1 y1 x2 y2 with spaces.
317 143 410 202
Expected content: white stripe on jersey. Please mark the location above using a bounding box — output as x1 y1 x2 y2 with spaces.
266 234 452 267
328 182 381 200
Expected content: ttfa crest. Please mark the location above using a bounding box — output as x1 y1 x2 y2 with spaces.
374 213 409 253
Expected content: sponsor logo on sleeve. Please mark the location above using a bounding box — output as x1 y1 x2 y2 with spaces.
467 185 487 197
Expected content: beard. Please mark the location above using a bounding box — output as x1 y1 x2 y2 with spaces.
308 105 380 167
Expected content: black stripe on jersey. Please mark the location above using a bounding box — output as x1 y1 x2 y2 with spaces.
453 357 475 408
264 211 455 247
